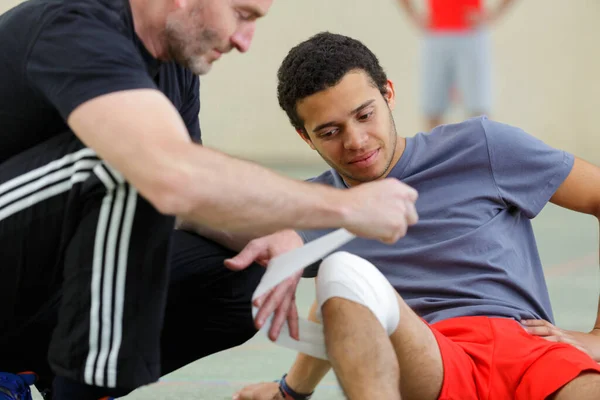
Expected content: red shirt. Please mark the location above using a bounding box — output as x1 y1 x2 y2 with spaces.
428 0 483 32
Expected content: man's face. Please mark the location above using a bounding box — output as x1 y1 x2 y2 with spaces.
164 0 272 75
296 71 403 186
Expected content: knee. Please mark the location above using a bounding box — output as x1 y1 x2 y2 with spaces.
315 251 400 335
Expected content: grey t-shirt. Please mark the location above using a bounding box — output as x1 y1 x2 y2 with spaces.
299 116 574 324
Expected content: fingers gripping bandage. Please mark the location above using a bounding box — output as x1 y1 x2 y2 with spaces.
251 229 400 360
316 251 400 336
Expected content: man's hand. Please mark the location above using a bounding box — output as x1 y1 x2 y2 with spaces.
342 178 419 244
232 382 283 400
254 270 303 341
522 319 599 360
225 230 305 341
224 229 304 269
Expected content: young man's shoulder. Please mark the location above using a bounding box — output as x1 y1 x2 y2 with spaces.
411 116 490 158
427 116 488 139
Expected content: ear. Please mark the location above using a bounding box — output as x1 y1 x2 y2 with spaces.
296 129 316 150
383 79 396 110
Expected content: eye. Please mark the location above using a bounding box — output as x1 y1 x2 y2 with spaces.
358 111 374 121
319 129 339 138
237 10 254 21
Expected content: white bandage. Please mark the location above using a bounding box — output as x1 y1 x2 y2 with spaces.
316 251 400 335
252 229 357 360
252 229 399 358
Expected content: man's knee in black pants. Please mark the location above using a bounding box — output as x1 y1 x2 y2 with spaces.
0 131 177 397
160 230 265 376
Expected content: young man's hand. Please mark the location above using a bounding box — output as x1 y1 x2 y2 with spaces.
233 382 282 400
522 319 600 361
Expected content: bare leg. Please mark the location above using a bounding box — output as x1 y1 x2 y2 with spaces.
550 372 600 400
389 294 443 400
322 298 401 400
321 294 445 400
316 253 444 400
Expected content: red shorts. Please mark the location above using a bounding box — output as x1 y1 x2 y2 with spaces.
428 316 600 400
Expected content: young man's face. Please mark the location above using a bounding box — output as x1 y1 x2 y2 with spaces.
296 70 403 186
164 0 272 75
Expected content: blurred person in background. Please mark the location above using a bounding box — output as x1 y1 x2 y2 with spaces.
397 0 516 131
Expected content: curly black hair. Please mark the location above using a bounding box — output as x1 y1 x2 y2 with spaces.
277 32 389 135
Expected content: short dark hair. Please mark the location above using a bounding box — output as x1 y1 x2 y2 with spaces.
277 32 389 134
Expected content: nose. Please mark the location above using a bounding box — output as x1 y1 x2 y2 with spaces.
231 23 256 53
343 125 368 150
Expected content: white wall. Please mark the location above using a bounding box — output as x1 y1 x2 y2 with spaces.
199 0 600 166
4 0 599 166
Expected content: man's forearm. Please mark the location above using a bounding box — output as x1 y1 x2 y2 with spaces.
284 300 331 393
173 145 350 237
176 218 255 252
68 89 351 238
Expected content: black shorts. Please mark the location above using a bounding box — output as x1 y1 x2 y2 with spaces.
0 131 264 392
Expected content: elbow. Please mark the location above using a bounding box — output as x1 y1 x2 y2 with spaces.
152 191 190 217
144 169 195 217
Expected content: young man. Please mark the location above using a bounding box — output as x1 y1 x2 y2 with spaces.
397 0 516 131
231 32 600 400
0 1 419 399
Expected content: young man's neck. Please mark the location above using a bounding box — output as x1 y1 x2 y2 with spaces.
388 136 407 174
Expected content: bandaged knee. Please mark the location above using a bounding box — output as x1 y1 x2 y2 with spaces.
316 251 400 335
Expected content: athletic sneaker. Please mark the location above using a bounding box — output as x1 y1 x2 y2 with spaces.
0 372 36 400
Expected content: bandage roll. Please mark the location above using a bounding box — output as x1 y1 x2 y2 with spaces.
251 228 356 360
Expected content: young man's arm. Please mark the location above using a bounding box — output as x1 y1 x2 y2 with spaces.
522 318 600 362
539 156 600 359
